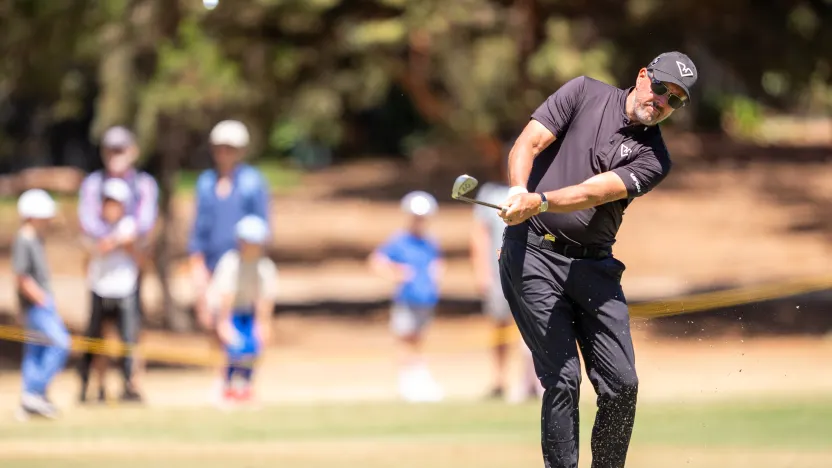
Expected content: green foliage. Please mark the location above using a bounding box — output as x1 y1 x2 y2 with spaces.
136 17 251 150
344 19 408 49
721 95 765 141
0 0 830 163
528 18 615 86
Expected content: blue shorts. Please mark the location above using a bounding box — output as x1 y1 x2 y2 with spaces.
225 311 259 363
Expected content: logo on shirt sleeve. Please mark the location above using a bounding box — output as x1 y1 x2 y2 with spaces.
629 172 642 193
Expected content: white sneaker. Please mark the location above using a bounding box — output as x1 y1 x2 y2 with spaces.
398 369 421 402
21 393 59 419
410 367 444 402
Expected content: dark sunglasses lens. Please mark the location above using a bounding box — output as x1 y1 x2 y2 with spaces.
668 95 685 109
650 81 668 96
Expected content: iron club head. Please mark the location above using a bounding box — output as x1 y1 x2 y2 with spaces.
450 174 506 213
451 174 479 199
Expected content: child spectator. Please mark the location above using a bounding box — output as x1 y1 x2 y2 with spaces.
211 215 278 404
13 189 70 420
368 191 445 403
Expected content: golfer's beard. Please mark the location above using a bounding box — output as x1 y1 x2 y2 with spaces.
634 103 660 126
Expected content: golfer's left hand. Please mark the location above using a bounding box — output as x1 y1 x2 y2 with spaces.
500 193 543 226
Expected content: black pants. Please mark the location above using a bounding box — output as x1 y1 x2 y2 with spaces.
499 224 638 468
78 292 142 391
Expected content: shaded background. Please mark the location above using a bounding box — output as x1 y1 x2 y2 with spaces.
0 1 831 467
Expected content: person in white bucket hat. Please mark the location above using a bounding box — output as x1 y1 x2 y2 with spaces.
209 215 278 405
368 190 446 403
12 189 70 420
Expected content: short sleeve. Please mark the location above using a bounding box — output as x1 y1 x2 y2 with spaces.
211 251 240 295
258 259 279 302
531 76 587 139
377 235 403 263
612 146 672 198
11 237 32 277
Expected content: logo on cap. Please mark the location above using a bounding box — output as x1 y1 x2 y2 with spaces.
676 61 694 78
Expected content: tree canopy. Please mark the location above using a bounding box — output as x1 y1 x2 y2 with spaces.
0 0 830 170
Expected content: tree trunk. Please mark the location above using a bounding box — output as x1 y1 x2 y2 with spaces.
154 113 190 331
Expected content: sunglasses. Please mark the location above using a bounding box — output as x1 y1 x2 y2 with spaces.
647 69 688 110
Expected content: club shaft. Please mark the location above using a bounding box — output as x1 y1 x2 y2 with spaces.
457 196 504 211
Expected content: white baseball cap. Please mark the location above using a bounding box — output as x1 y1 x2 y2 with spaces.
101 126 136 150
102 178 131 204
401 191 438 217
17 189 57 219
235 215 270 245
210 120 250 148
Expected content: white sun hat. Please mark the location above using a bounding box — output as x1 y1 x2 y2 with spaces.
235 215 270 245
102 178 132 204
401 191 438 217
17 189 57 219
209 120 250 148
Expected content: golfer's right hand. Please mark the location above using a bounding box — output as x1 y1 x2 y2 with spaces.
501 193 543 225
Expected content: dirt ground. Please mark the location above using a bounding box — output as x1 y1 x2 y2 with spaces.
1 153 831 411
1 158 831 330
3 314 831 412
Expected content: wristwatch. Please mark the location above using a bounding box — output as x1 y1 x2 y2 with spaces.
538 192 549 213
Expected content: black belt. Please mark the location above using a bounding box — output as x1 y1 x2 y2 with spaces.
521 231 611 260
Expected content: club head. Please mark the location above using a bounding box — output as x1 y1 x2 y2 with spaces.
451 174 479 199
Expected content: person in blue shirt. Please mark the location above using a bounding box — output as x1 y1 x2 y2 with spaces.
187 120 271 335
368 191 445 403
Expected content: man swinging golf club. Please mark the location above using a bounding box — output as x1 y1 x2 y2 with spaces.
495 52 697 468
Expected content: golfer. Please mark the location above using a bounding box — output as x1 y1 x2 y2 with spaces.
497 52 697 468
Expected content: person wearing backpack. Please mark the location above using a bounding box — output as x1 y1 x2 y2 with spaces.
187 120 271 399
76 125 159 403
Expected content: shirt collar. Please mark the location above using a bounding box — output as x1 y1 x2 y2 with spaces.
105 168 137 181
620 86 636 128
217 163 245 181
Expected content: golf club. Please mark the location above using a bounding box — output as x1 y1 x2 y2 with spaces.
451 174 506 212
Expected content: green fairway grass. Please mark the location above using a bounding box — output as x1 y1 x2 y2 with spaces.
1 396 830 468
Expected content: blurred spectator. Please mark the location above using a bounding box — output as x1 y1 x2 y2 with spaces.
13 189 70 420
187 120 270 397
76 125 157 403
78 179 144 404
368 191 445 403
211 215 278 405
471 156 542 402
77 126 158 242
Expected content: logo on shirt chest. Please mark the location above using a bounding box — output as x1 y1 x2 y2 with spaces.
620 143 632 159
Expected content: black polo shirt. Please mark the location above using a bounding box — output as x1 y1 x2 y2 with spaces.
527 76 672 248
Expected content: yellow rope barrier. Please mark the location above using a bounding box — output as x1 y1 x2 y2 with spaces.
0 275 829 366
631 275 832 319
